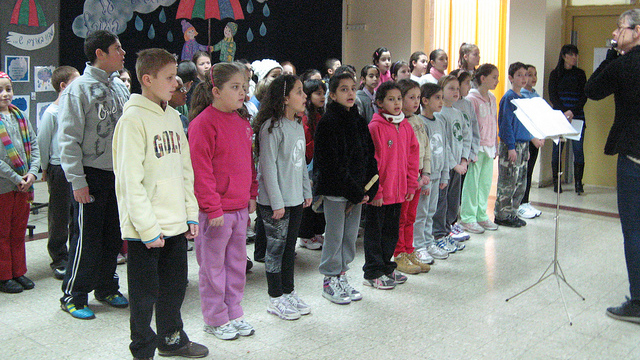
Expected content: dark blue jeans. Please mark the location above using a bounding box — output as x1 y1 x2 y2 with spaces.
617 155 640 301
552 125 585 165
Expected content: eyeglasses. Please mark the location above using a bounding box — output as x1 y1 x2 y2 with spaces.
616 24 636 33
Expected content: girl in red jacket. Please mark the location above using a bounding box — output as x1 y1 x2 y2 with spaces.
189 62 258 340
363 81 420 290
297 79 326 250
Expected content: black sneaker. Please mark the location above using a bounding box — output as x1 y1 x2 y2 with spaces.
53 267 66 280
246 256 253 272
606 298 640 324
515 217 527 227
158 341 209 358
494 216 522 228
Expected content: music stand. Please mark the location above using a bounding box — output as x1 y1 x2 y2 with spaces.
505 136 585 325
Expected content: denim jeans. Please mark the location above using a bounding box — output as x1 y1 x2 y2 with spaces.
552 125 585 165
617 155 640 301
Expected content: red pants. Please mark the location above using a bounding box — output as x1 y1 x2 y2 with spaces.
395 187 421 256
0 191 29 280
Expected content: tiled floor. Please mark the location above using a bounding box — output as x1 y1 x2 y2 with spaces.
3 177 640 360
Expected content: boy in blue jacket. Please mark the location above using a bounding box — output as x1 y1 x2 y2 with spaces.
494 62 544 228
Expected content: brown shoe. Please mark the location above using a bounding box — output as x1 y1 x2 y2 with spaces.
406 251 431 273
158 341 208 358
394 253 421 274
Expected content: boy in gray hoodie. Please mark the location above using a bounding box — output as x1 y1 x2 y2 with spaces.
58 30 130 320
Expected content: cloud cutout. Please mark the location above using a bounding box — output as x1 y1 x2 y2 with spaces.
73 0 177 38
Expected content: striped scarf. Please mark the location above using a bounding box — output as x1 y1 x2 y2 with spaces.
0 104 34 200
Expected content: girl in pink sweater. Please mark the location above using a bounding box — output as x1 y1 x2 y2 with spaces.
188 62 258 340
363 81 419 289
373 47 392 88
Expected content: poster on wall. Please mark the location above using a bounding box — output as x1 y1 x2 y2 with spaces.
36 102 52 129
11 95 30 120
34 66 54 92
5 56 30 82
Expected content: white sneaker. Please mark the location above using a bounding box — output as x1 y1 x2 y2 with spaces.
448 235 465 251
230 318 255 336
478 220 499 231
204 323 239 340
323 276 351 304
338 273 362 301
285 291 311 315
437 236 457 253
299 237 322 250
415 248 435 264
267 296 301 320
450 224 471 241
517 203 537 219
426 244 449 259
460 222 485 234
526 203 542 217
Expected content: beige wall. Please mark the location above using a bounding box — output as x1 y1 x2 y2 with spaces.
342 0 416 73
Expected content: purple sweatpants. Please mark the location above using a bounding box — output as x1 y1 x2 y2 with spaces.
195 209 248 326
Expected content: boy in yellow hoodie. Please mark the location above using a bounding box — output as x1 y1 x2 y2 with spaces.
112 48 208 360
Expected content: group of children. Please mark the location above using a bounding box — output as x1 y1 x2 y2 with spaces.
0 29 551 359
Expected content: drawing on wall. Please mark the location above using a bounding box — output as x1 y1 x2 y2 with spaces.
180 20 213 61
212 22 237 62
36 102 52 129
176 0 244 59
6 0 55 51
11 95 30 120
72 0 177 38
5 56 30 82
34 66 54 92
11 0 47 27
244 0 269 41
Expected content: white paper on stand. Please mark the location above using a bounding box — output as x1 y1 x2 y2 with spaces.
565 120 584 141
511 97 579 141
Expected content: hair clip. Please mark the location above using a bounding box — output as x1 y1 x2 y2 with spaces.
210 68 215 88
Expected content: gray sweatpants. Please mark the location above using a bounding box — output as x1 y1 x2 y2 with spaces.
413 178 441 250
319 198 362 276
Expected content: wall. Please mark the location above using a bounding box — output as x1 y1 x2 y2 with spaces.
343 0 416 72
507 0 558 188
540 0 566 186
0 0 60 129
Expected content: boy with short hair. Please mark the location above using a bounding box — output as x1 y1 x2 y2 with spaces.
58 30 130 319
494 62 544 228
113 48 208 359
38 65 80 280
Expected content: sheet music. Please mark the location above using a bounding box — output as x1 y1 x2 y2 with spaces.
565 119 584 141
511 97 579 140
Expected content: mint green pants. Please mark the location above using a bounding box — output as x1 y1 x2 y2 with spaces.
460 151 494 223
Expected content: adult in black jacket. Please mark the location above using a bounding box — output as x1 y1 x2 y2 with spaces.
585 8 640 324
548 44 588 194
313 72 378 303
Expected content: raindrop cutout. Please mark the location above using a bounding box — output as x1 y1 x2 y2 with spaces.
247 28 254 42
148 24 156 39
263 3 270 17
135 16 143 31
259 22 267 36
247 0 254 14
167 30 174 42
159 9 167 23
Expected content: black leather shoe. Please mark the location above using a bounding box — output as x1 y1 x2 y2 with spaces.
53 267 66 280
158 341 209 358
0 279 24 293
14 275 35 290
